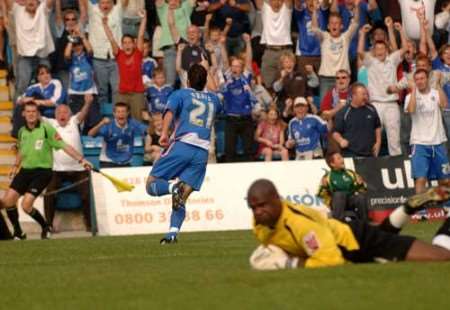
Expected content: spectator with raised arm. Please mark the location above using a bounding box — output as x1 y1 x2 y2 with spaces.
220 33 256 162
330 0 380 78
88 102 147 168
64 23 100 134
435 0 450 44
6 0 56 136
43 96 94 232
398 0 435 41
272 51 319 114
357 22 407 156
293 0 330 77
207 0 251 56
50 0 79 89
78 0 129 109
256 0 293 89
122 0 145 37
311 0 359 101
419 12 450 105
405 69 450 194
155 0 196 86
102 9 147 121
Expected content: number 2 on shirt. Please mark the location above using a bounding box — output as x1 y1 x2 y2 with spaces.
189 98 214 129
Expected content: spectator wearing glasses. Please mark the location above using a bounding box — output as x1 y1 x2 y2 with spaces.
50 0 79 89
320 69 351 123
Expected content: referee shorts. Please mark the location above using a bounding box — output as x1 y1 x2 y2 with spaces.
10 168 53 197
341 220 416 263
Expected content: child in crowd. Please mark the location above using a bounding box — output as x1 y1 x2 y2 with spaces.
64 24 100 134
273 51 319 113
204 14 232 75
17 65 66 118
103 9 147 121
255 106 289 161
145 68 174 116
142 39 159 88
311 1 360 100
144 113 164 164
286 97 328 160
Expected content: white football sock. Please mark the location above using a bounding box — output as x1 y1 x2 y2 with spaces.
432 234 450 251
389 206 410 229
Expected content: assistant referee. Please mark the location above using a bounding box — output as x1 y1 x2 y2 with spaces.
0 101 92 239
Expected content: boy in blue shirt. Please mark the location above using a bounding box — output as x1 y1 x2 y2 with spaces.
285 97 328 160
88 102 147 167
146 64 222 244
145 68 174 115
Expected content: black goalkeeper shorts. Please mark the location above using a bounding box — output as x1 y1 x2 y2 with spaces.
341 220 416 263
10 168 53 197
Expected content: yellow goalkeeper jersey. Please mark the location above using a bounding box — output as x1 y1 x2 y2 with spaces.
253 200 360 268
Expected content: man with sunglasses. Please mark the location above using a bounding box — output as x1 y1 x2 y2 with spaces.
320 69 351 122
51 7 80 89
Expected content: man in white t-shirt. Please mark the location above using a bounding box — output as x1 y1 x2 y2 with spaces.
404 69 450 194
256 0 293 88
311 0 359 101
358 22 407 156
399 0 435 41
43 95 93 232
6 0 55 97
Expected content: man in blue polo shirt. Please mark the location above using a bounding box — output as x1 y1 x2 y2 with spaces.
294 0 330 76
88 102 147 167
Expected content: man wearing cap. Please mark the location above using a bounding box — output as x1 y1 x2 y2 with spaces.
332 83 381 157
285 96 328 160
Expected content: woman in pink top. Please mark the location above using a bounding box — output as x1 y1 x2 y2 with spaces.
255 106 289 161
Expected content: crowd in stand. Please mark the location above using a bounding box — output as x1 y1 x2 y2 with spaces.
0 0 450 237
1 0 450 165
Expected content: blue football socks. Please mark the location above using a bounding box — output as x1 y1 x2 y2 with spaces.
146 179 170 196
166 205 186 239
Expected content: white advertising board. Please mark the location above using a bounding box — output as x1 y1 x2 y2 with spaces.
93 159 354 236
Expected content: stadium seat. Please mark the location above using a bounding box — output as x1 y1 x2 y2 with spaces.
131 136 144 166
55 180 82 210
101 103 114 118
82 136 103 169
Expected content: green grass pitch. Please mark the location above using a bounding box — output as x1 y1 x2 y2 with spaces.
1 222 450 310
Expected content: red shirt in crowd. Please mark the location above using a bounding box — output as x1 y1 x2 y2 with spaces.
320 88 350 111
116 49 145 93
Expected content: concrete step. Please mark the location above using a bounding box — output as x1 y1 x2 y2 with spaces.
0 149 15 165
0 101 13 118
0 116 11 134
0 134 16 150
0 86 9 102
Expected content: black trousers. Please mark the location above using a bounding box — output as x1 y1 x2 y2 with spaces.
43 171 91 230
224 115 254 162
331 192 368 222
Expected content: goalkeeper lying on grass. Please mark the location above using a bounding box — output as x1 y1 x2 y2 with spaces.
247 179 450 270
